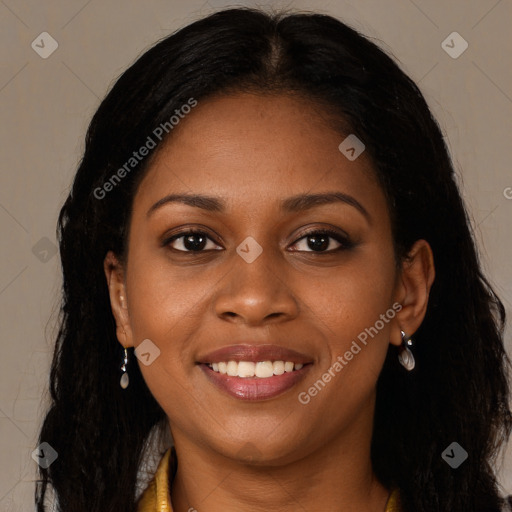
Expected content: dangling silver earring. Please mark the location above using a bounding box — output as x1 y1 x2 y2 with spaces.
398 330 415 371
120 348 129 389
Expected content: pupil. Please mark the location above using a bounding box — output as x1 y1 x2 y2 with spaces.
184 234 206 251
308 234 329 251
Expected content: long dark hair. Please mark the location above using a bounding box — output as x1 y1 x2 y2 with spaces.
36 7 511 512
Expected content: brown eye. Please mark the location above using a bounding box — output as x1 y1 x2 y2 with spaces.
165 230 222 252
290 229 353 253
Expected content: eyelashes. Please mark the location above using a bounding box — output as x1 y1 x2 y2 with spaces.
290 228 354 253
162 228 354 254
164 229 221 253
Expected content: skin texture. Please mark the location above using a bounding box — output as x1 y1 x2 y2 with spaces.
104 93 435 512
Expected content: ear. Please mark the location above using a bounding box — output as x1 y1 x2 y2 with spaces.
390 239 435 346
104 251 134 348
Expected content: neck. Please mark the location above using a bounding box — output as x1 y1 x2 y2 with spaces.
169 400 390 512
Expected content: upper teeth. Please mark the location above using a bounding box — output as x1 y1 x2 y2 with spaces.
208 361 304 378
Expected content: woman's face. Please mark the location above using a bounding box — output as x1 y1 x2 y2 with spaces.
108 92 409 463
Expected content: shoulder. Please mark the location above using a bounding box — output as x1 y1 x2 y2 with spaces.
137 477 158 512
136 447 175 512
385 487 401 512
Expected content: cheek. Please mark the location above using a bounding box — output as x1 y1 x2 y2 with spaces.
123 257 208 427
125 247 207 340
296 265 396 432
123 249 207 400
300 249 397 412
303 250 396 343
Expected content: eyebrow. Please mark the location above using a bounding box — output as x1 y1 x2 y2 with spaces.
147 192 371 223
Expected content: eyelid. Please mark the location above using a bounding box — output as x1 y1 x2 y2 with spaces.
163 228 223 252
163 226 353 253
289 227 352 252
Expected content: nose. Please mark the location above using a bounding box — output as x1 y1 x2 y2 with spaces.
213 247 299 327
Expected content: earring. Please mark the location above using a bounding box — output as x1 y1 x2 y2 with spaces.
120 348 129 389
398 330 415 371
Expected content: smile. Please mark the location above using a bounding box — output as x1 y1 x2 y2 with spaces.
199 361 312 400
207 360 304 378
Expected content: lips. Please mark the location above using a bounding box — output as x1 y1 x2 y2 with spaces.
196 344 314 401
196 344 313 365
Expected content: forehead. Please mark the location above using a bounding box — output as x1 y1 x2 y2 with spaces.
134 92 384 216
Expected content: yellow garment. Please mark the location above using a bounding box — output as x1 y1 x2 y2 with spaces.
137 447 402 511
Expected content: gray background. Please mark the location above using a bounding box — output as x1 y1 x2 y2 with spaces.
1 0 511 509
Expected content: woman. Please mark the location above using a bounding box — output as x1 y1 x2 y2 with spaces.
35 7 512 512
